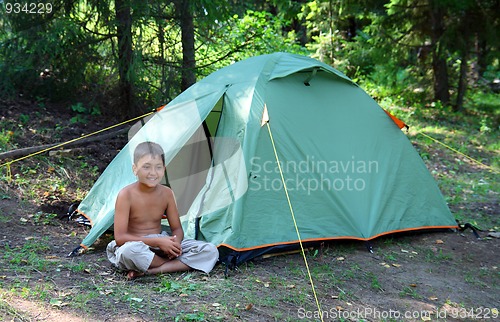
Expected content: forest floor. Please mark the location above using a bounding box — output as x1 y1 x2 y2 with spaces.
0 98 499 321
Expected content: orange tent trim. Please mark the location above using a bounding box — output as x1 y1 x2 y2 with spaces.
217 225 458 252
384 109 408 130
76 209 94 227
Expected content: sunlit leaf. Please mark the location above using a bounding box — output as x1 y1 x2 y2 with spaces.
130 297 143 302
49 298 68 307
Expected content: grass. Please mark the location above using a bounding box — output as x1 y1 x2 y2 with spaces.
3 237 52 269
399 286 423 300
406 102 500 230
3 155 101 205
0 230 497 320
368 272 384 292
423 248 453 262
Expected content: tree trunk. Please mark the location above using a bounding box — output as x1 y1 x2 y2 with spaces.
476 38 488 78
159 24 166 94
115 0 135 116
175 0 196 91
432 50 450 105
429 3 450 105
455 50 469 112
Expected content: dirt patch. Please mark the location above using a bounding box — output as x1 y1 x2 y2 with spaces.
1 99 499 321
2 295 88 322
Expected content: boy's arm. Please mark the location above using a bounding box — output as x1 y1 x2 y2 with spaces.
113 188 135 246
165 189 184 244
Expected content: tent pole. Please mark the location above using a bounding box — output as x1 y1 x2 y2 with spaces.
194 121 215 240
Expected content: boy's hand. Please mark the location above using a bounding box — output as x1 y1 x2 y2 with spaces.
158 236 182 259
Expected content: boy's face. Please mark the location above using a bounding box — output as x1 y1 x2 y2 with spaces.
132 154 165 188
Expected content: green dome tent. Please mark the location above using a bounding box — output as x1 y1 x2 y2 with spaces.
72 52 457 264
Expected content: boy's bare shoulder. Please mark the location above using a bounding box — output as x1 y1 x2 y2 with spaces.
158 184 174 196
118 182 136 194
116 182 140 200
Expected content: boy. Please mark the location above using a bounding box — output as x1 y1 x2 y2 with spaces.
106 141 218 279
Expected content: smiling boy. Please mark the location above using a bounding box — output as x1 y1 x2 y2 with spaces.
106 141 218 279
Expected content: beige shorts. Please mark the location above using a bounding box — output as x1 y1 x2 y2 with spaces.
106 232 218 273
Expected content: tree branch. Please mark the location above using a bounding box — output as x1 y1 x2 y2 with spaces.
0 127 129 161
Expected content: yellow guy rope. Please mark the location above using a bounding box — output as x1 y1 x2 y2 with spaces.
0 111 156 181
265 121 324 322
418 131 499 174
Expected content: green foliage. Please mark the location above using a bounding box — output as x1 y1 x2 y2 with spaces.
0 0 498 116
0 0 312 113
155 273 201 295
368 272 383 292
0 4 101 100
195 9 309 78
70 102 101 124
0 129 14 153
175 312 206 322
32 211 58 226
399 285 423 299
300 0 499 110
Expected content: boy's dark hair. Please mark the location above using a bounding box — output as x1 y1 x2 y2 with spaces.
134 142 165 165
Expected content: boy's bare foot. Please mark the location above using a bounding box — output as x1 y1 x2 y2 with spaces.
126 270 144 280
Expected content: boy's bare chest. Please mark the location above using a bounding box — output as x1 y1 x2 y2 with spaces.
126 187 170 228
130 196 167 217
